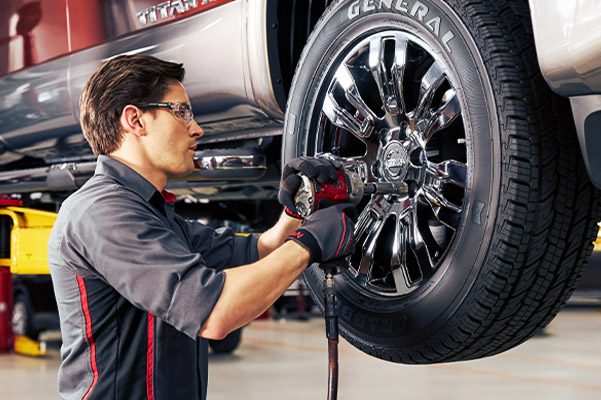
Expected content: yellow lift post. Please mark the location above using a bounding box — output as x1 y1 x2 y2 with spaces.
0 206 57 356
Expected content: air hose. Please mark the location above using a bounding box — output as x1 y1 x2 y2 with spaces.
323 265 339 400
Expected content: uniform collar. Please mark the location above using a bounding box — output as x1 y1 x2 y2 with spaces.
161 190 177 203
94 155 159 202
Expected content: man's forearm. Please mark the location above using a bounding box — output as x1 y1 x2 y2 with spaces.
257 211 302 258
199 241 310 339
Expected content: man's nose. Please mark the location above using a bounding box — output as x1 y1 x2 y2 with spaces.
189 119 203 138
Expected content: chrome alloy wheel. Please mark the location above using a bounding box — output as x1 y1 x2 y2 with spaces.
313 31 469 297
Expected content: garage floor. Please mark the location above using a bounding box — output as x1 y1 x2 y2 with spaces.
1 303 600 400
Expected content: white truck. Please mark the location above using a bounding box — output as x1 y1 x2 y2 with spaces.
1 0 600 363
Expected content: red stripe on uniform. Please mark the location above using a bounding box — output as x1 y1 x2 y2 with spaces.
76 276 98 400
147 313 155 400
335 213 347 257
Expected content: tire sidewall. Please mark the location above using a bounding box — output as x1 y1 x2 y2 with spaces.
283 0 501 345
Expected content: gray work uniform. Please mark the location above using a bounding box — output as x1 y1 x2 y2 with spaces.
48 155 259 400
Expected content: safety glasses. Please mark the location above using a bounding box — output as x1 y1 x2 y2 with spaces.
135 102 194 127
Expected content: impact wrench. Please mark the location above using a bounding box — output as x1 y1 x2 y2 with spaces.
294 168 408 218
295 167 408 399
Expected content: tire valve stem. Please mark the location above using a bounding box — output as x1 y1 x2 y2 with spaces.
323 265 339 400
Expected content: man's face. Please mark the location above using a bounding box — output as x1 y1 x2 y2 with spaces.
143 81 203 178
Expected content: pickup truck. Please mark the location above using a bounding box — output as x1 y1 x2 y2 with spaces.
1 0 600 364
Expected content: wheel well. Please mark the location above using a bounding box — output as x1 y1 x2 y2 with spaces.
268 0 333 103
12 283 29 300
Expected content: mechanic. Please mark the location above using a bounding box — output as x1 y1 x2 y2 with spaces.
47 54 357 400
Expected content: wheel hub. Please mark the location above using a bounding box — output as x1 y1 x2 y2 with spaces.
381 141 409 181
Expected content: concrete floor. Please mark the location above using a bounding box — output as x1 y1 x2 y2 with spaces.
1 305 600 400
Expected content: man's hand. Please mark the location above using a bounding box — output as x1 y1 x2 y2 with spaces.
285 203 357 263
278 156 342 219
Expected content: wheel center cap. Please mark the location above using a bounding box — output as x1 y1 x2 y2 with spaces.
382 141 409 181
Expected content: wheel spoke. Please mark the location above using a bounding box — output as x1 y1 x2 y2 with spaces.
409 213 434 278
354 201 380 244
423 160 465 228
355 197 393 277
414 61 446 120
422 187 462 228
368 36 388 108
322 93 370 142
392 34 408 115
337 66 380 133
369 35 407 117
422 184 462 212
427 160 468 188
332 136 381 182
317 153 369 180
391 218 411 294
357 216 384 276
422 89 461 143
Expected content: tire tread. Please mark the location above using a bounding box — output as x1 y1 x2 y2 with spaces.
349 0 601 363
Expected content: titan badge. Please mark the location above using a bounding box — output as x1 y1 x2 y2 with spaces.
136 0 219 25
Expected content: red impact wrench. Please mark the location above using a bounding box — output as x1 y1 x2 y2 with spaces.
294 168 408 218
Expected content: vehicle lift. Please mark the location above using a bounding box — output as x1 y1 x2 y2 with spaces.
0 199 54 356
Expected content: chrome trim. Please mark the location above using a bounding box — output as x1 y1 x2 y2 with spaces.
187 149 266 180
137 1 201 26
166 164 279 200
0 151 266 194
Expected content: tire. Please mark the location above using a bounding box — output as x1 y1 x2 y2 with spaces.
282 0 601 363
209 327 243 354
12 293 38 339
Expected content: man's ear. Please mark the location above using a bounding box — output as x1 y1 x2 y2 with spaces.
120 105 146 138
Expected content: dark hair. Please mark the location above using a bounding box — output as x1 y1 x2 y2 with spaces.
79 54 185 155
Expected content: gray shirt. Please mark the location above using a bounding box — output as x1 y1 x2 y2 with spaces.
48 155 259 400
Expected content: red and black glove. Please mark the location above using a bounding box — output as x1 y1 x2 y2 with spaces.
285 203 357 263
279 157 342 219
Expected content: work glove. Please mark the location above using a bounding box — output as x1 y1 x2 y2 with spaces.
285 203 357 264
279 156 343 219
